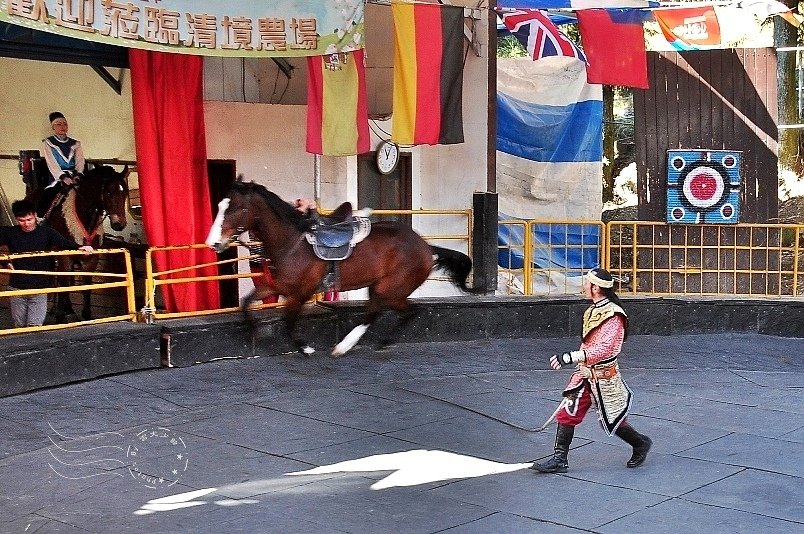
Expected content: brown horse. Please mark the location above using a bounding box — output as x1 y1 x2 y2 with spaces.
206 179 473 357
29 164 129 321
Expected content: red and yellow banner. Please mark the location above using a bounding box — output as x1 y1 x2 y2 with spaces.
306 50 370 157
391 2 464 146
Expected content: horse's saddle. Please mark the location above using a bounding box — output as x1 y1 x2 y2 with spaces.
305 202 371 261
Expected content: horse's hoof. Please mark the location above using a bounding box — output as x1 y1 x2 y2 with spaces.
300 346 315 356
331 348 345 358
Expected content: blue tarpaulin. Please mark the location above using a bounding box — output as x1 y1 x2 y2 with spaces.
498 215 600 271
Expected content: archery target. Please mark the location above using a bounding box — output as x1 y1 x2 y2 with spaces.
666 150 741 224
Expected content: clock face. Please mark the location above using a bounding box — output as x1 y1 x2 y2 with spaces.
376 141 400 175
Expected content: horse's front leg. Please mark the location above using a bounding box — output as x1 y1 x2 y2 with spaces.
282 298 315 356
52 259 76 323
80 275 93 320
52 292 73 323
241 283 278 327
240 288 258 330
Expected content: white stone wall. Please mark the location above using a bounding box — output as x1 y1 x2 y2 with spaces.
0 58 136 223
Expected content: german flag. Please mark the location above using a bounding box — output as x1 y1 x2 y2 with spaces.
306 49 370 156
391 2 464 146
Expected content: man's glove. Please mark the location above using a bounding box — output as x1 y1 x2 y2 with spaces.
549 350 586 369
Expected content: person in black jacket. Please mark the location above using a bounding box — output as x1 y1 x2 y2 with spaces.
0 200 93 327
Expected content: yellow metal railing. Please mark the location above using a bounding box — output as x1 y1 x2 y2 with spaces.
498 220 605 295
143 208 472 320
363 208 472 248
605 221 804 297
0 248 136 334
143 243 280 322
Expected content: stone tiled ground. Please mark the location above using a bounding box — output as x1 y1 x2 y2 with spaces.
0 333 802 533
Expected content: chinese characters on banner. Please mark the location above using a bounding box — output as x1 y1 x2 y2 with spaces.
0 0 365 56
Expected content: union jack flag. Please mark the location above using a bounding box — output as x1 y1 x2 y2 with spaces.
498 9 586 63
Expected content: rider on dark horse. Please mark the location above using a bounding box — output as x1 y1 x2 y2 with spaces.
37 112 85 220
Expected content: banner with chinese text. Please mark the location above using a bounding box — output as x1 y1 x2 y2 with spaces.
0 0 365 57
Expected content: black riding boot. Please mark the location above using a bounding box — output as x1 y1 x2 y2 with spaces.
615 423 652 468
531 424 574 473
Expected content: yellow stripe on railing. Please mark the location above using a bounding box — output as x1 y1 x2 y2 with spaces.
0 248 136 334
143 243 280 322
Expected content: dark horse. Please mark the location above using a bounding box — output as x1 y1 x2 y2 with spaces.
206 179 473 357
27 164 129 321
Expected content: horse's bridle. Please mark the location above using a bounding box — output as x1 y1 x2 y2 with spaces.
227 202 305 266
72 177 126 230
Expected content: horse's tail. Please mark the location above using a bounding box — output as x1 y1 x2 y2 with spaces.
431 246 473 292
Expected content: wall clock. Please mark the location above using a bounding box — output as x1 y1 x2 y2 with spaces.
376 141 400 175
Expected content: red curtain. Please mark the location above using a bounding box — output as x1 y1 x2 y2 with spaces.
129 49 220 312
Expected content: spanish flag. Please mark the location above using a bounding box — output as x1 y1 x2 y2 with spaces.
306 49 370 156
391 2 465 146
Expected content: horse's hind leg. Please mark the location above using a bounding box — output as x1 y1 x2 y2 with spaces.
377 299 419 350
332 296 382 358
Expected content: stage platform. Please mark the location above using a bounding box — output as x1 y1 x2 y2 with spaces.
2 295 804 397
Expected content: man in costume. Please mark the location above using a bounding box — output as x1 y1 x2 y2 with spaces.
532 267 652 473
39 112 86 218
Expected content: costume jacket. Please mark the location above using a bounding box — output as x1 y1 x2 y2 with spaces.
42 135 85 187
562 298 632 435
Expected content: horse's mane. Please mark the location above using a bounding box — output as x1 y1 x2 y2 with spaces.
60 189 86 243
231 181 309 233
85 164 126 185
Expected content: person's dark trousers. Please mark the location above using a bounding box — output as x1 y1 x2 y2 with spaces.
615 423 652 468
531 423 574 473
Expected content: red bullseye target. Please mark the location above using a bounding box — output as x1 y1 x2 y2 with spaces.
666 149 742 224
682 166 725 209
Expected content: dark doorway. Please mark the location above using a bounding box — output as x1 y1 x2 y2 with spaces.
207 160 239 309
358 151 412 225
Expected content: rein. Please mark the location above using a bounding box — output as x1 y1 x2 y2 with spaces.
241 223 306 272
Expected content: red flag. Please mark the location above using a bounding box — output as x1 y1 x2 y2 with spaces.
392 2 464 146
306 49 370 156
577 8 648 89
